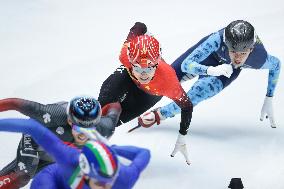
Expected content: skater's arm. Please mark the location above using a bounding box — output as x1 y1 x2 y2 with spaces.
112 145 150 171
96 102 122 138
0 98 60 128
259 54 281 97
181 32 221 75
173 89 193 135
120 22 148 69
125 22 147 43
0 118 78 165
0 98 45 116
112 145 150 188
165 69 193 135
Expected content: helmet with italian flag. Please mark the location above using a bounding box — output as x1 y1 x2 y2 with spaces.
79 140 119 184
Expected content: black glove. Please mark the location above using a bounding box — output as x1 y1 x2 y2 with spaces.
125 22 147 42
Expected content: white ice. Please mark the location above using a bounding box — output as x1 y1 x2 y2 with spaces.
0 0 284 188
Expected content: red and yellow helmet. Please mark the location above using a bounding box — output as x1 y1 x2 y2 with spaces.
127 35 161 68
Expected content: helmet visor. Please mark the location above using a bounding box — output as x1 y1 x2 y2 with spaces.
131 62 158 74
87 176 116 188
72 124 96 135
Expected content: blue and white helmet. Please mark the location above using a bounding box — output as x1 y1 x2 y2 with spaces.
67 96 102 128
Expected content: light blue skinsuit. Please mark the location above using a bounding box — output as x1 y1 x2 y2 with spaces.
160 28 281 118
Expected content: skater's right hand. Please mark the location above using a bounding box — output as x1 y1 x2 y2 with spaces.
207 64 233 78
138 109 163 128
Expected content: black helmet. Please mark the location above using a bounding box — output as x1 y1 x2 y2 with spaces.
67 96 101 128
228 178 244 189
224 20 256 52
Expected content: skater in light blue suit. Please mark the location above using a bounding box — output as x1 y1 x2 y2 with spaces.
138 20 280 129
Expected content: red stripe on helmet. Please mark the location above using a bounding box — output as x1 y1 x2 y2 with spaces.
99 142 117 171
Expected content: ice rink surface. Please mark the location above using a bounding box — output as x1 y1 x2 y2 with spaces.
0 0 284 188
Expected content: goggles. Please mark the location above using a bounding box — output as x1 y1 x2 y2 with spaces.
72 124 96 135
86 175 117 188
131 62 158 74
72 124 111 144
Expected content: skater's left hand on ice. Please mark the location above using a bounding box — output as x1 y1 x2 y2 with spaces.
170 134 190 165
260 96 276 128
